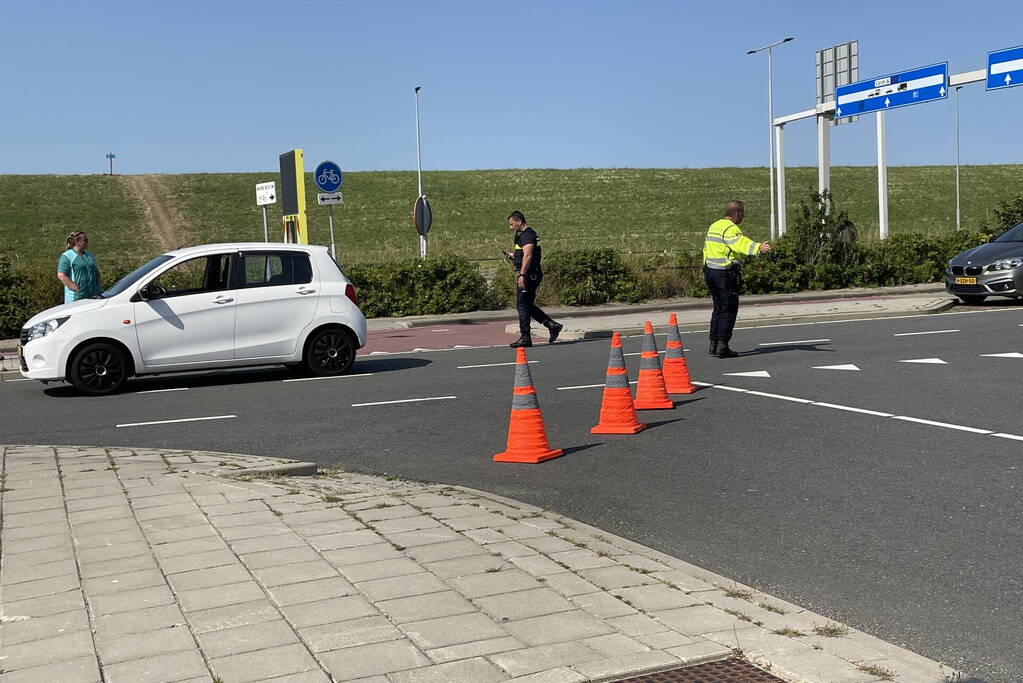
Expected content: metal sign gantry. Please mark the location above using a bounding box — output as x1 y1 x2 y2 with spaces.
772 64 986 239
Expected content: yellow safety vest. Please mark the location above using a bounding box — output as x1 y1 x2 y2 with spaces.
703 219 761 269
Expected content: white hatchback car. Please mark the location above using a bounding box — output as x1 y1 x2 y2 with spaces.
19 243 367 395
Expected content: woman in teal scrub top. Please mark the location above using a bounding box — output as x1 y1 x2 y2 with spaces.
56 231 101 303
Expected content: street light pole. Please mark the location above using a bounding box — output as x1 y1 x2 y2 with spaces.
747 37 794 242
414 86 426 259
955 85 963 231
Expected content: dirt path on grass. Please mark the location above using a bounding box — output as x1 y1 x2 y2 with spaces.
119 175 193 252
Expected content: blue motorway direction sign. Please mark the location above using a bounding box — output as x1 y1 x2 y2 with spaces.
987 45 1023 91
314 160 343 193
835 62 948 119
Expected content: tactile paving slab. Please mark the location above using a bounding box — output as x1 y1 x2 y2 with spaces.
618 658 787 682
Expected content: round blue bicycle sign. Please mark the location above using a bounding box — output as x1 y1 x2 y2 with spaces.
314 160 343 193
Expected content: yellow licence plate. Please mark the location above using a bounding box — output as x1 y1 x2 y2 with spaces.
955 277 977 285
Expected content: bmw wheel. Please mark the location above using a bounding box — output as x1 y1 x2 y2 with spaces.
69 342 129 396
305 328 356 376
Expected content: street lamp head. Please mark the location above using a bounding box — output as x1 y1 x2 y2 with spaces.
746 49 756 55
783 37 794 43
415 86 422 93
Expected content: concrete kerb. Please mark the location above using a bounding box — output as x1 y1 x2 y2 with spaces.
224 461 318 477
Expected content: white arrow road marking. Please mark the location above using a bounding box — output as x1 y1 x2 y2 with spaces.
980 352 1023 358
892 329 959 336
812 364 861 371
759 338 830 346
117 415 236 428
352 396 456 407
558 381 637 390
898 358 947 364
723 370 771 378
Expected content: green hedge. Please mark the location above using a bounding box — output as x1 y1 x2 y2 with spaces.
346 256 497 318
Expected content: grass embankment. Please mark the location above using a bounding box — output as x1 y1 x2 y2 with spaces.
2 166 1020 267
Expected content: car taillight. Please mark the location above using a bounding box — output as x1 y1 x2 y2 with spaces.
344 283 359 306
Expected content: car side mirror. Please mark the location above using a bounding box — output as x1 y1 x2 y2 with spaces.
138 283 161 300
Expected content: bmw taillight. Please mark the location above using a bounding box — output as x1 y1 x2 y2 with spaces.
344 283 359 306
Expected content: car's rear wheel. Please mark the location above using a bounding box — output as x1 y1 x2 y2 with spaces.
305 328 355 376
69 342 129 395
958 295 987 305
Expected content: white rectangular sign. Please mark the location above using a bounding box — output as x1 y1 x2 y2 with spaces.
317 192 343 205
256 181 277 206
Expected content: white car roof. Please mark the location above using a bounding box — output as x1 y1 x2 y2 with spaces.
163 243 329 259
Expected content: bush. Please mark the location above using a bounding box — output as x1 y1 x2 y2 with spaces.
982 189 1023 233
346 255 495 318
543 248 645 306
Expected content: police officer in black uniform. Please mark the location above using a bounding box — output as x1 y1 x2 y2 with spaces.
504 211 563 348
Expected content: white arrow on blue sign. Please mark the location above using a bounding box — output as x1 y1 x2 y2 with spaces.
314 160 343 193
987 45 1023 91
835 62 948 119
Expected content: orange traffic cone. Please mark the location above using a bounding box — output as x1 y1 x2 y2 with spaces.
633 321 674 410
592 332 646 434
494 347 564 463
663 313 696 394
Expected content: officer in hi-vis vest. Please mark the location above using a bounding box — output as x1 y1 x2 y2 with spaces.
702 200 771 358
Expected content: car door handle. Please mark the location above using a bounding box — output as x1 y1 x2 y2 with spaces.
296 288 316 295
213 296 234 304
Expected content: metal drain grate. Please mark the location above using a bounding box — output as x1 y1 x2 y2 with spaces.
618 658 787 682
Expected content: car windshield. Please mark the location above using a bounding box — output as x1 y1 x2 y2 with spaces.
102 255 173 298
993 222 1023 243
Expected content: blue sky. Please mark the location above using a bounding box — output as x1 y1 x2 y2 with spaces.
4 0 1021 174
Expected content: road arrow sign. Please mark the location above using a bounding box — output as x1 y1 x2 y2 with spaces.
317 192 343 205
256 181 277 206
835 62 948 119
987 44 1023 91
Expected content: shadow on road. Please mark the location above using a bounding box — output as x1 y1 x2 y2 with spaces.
738 343 834 357
354 357 432 373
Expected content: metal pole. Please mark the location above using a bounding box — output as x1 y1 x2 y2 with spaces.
327 205 336 261
767 47 776 241
262 206 269 242
817 114 831 208
877 111 889 240
415 87 423 198
955 85 962 231
775 123 786 237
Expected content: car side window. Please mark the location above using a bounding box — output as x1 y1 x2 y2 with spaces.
150 255 231 297
240 252 312 288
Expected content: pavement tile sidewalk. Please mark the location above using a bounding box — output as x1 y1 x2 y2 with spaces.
1 445 961 682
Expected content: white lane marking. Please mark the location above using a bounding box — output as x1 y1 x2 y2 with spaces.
3 378 33 382
558 381 637 391
891 416 991 434
458 361 537 369
283 373 374 383
892 329 959 336
136 387 189 394
352 396 456 407
980 352 1023 358
117 415 236 428
624 351 664 356
723 370 771 378
745 390 813 403
898 358 947 364
759 338 830 346
812 402 892 417
430 329 450 332
991 432 1023 441
812 364 861 371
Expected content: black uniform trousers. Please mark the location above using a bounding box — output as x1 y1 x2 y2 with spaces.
517 272 549 335
704 265 740 343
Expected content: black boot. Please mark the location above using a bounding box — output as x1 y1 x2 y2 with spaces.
709 340 718 355
510 334 533 348
717 344 738 358
544 319 563 344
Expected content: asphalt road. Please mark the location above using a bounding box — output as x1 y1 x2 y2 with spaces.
3 305 1021 681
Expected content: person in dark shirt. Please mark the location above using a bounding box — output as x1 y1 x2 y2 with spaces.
503 211 563 348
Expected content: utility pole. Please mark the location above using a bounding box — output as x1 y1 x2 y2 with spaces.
747 37 794 241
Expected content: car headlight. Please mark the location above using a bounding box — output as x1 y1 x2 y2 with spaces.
25 316 70 343
987 257 1023 272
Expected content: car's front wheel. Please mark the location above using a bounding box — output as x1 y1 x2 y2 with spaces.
958 295 988 305
305 328 356 376
69 342 129 395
